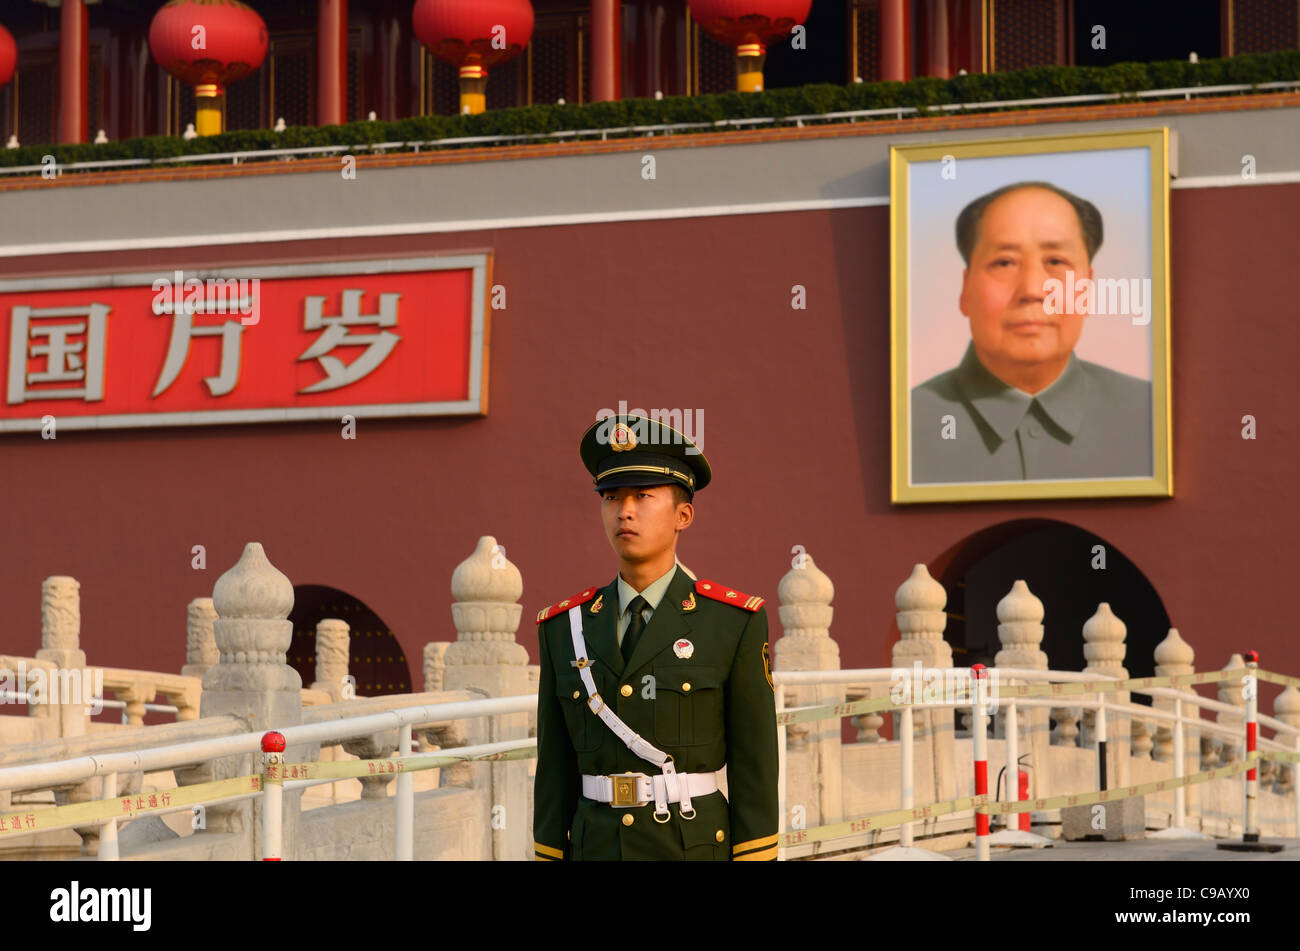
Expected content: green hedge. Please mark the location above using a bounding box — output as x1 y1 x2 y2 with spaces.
4 48 1298 170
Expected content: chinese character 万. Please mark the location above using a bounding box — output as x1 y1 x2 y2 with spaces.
6 304 110 404
297 289 401 393
152 311 246 398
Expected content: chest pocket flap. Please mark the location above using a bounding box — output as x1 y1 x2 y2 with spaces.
652 665 722 746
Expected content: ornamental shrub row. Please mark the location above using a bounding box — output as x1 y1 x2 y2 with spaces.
2 49 1296 170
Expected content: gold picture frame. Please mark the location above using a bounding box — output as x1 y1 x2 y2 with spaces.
890 128 1173 504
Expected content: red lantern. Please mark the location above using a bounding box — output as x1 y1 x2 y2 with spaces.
690 0 813 92
149 0 268 136
0 23 17 91
412 0 535 115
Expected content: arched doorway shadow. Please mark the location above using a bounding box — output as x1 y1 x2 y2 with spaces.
288 585 412 697
928 519 1171 703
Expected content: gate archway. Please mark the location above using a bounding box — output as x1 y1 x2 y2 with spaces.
926 519 1171 692
287 585 412 696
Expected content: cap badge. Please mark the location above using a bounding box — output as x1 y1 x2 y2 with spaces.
673 639 695 659
610 422 637 452
681 591 697 613
589 593 604 615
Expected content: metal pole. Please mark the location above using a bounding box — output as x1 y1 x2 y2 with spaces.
900 687 914 848
396 722 413 860
1172 695 1185 828
1244 652 1259 842
262 731 285 861
1096 698 1108 792
98 771 119 861
776 685 787 860
1293 731 1300 839
972 664 989 861
1217 650 1282 852
1005 694 1020 831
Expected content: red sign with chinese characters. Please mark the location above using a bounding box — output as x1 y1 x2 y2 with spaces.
0 256 490 432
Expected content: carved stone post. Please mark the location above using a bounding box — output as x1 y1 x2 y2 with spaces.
994 580 1051 803
1131 718 1153 759
423 642 449 692
1273 687 1300 796
35 576 90 736
773 554 843 829
1082 603 1130 786
1152 627 1200 817
39 576 96 853
890 564 956 805
1216 654 1246 766
178 598 218 720
443 536 530 861
311 619 351 701
195 543 306 858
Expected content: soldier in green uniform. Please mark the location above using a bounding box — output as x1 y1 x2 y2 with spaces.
532 414 779 861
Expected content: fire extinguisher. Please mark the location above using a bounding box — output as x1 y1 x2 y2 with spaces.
995 755 1033 831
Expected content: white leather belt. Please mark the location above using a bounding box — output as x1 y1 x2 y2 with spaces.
583 772 718 810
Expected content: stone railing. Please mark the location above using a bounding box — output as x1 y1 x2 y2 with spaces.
771 557 1300 848
6 536 1297 859
0 535 533 860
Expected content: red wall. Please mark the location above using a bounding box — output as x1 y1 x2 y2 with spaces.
2 183 1297 704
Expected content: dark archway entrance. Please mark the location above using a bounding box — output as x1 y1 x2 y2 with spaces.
930 520 1170 700
288 585 413 696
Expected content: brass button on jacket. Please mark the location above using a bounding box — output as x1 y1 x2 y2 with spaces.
620 684 633 697
622 813 634 827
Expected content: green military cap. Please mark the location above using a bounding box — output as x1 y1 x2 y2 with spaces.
579 414 711 499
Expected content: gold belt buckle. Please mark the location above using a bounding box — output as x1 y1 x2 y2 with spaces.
609 773 647 807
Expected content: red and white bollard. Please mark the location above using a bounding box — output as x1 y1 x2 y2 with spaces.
1245 650 1259 843
1218 650 1283 853
262 731 286 861
972 664 989 861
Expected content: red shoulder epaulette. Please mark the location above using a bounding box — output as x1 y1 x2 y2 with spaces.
695 579 765 612
535 587 599 624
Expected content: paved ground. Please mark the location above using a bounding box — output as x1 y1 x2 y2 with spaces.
942 837 1300 861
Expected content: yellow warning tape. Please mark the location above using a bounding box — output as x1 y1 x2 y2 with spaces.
1261 750 1300 764
777 668 1246 726
0 774 262 840
1256 669 1300 690
779 756 1257 848
986 757 1254 815
265 744 537 784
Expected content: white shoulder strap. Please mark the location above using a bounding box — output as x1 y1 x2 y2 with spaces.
567 605 688 817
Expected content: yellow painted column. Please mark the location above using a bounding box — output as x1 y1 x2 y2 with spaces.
195 83 223 135
736 42 765 92
459 64 486 114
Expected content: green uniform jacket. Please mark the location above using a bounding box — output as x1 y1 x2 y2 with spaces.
532 565 779 861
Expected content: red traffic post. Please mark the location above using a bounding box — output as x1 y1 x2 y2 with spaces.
262 731 286 861
972 664 990 861
1219 651 1283 853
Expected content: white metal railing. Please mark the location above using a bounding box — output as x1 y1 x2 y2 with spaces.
0 692 538 861
772 663 1300 859
1 79 1295 178
0 691 180 723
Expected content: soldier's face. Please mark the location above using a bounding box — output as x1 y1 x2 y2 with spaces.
601 485 692 563
960 187 1092 379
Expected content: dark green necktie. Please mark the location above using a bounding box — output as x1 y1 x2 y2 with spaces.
622 595 648 663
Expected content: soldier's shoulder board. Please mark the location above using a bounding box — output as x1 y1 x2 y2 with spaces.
695 579 765 612
535 587 600 624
